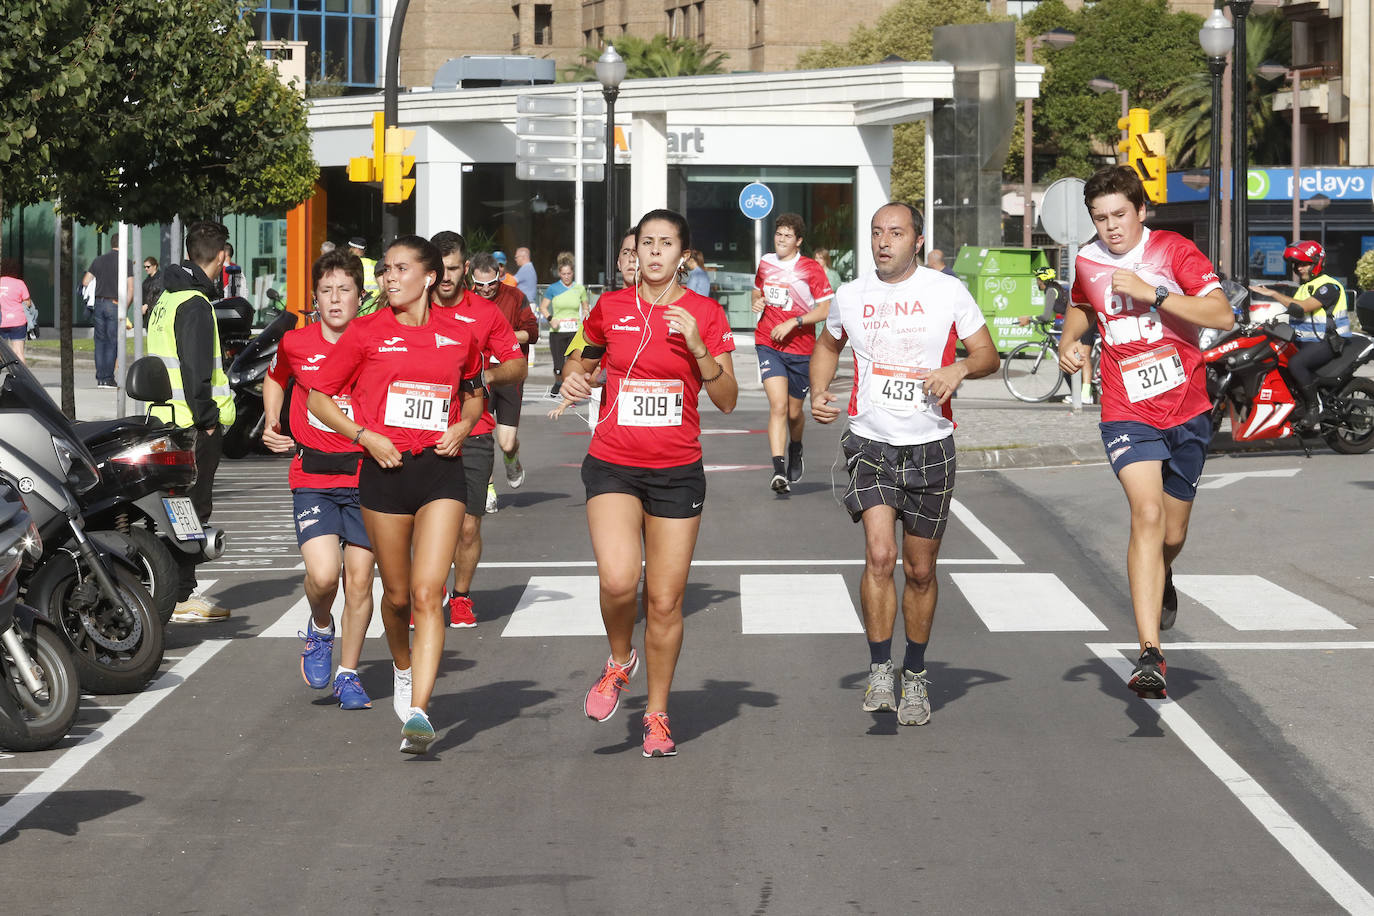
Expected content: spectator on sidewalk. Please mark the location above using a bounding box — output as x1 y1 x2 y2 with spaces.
1 258 34 365
81 236 134 388
513 246 538 303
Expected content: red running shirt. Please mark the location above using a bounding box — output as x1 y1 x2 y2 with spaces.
581 286 735 468
753 253 834 355
311 306 484 454
1071 228 1221 429
267 322 362 489
436 290 524 436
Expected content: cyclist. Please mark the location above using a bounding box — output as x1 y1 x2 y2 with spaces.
1249 241 1349 430
558 209 737 758
307 235 487 754
262 249 376 710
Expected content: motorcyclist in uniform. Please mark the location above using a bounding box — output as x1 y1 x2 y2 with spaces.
1249 241 1349 429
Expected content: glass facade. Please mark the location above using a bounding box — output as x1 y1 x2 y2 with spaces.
253 1 379 89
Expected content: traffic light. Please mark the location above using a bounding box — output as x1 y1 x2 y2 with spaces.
1117 108 1167 204
348 112 385 183
382 125 416 204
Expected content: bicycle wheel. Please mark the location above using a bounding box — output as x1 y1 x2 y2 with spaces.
1003 340 1065 402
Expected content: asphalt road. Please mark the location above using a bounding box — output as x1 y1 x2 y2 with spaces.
3 378 1372 914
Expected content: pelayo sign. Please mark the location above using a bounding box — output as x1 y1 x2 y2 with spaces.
1171 167 1374 202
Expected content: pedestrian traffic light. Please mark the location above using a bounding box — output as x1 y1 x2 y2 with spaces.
1116 108 1167 204
348 112 385 183
382 125 416 204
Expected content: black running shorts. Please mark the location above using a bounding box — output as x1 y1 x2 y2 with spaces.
359 447 466 515
489 380 523 427
581 453 706 519
840 431 955 539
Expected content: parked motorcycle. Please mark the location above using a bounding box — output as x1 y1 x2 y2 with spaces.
0 477 80 751
1202 297 1374 454
223 292 297 459
76 357 226 624
0 341 163 694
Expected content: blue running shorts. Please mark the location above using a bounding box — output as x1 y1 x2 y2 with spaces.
1099 412 1212 501
292 487 371 549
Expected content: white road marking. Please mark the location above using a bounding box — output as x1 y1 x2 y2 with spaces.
739 574 862 634
258 579 384 639
1087 643 1374 913
952 573 1107 631
1196 467 1301 489
0 639 231 837
1173 575 1353 631
949 499 1022 565
501 576 607 637
1094 641 1374 651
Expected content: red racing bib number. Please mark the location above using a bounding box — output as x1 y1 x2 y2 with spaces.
1120 345 1186 403
617 379 684 427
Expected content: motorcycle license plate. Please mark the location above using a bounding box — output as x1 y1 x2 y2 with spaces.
163 496 206 541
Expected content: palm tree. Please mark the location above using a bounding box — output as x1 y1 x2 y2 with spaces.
562 34 729 81
1157 13 1290 169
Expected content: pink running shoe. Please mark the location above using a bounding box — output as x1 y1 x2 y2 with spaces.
448 594 476 628
641 712 677 758
584 649 639 721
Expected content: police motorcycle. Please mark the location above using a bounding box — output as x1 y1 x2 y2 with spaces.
74 357 225 624
222 289 298 459
0 341 163 695
0 476 80 751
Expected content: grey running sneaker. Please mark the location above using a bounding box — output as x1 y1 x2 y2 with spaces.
770 473 790 494
897 669 932 726
863 659 896 712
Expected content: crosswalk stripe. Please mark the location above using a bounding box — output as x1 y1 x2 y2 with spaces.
739 574 862 634
258 580 385 639
951 572 1107 631
501 576 606 637
1172 575 1354 631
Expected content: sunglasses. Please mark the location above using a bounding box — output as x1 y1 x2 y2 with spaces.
472 278 501 292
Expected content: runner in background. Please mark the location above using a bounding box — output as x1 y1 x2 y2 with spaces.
307 235 487 755
752 212 834 494
540 252 589 398
262 249 376 710
1059 165 1231 699
558 209 737 758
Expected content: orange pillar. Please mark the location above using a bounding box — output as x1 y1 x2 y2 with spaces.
285 182 327 327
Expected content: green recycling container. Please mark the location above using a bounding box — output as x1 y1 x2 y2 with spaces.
951 246 1053 353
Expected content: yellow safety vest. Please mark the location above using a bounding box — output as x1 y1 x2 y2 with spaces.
1293 273 1348 341
146 289 236 429
360 257 379 295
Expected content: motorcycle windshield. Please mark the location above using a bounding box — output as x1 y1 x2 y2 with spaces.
230 309 297 373
0 340 99 468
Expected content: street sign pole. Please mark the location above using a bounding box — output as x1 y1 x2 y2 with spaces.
574 87 585 289
381 0 410 245
1038 177 1096 411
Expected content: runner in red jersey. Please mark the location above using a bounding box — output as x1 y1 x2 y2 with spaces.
262 250 376 710
1059 165 1232 700
751 213 834 493
429 233 527 628
308 235 487 755
559 209 737 758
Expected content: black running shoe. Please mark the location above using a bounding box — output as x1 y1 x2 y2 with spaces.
1160 568 1178 631
770 473 789 494
1128 646 1168 699
786 447 804 484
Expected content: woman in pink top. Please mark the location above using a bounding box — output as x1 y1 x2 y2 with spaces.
0 259 34 364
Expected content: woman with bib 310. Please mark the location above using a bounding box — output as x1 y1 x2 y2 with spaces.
308 235 486 755
558 209 737 758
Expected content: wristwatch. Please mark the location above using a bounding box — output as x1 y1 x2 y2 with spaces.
1153 286 1169 310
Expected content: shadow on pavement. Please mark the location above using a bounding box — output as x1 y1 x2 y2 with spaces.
841 661 1010 735
212 576 300 611
0 789 143 844
498 489 571 510
593 678 778 755
428 679 557 753
1063 655 1216 738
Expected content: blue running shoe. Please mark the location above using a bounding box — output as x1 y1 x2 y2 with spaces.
332 671 372 710
399 708 435 755
299 623 334 689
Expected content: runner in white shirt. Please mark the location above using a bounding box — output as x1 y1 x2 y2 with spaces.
811 202 999 727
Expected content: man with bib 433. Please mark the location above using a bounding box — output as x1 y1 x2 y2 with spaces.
811 202 999 727
1059 165 1233 700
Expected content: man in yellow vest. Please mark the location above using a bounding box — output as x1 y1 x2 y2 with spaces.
348 237 379 313
147 219 237 623
1250 240 1349 430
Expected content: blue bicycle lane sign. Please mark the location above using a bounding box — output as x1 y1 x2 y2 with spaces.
738 182 774 220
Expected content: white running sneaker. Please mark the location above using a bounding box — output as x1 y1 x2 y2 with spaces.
485 485 499 514
504 451 525 489
392 665 413 722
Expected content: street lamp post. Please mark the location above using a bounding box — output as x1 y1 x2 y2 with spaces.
595 46 626 289
1088 78 1129 157
1022 28 1075 249
1200 7 1234 268
1228 0 1255 290
1258 61 1329 243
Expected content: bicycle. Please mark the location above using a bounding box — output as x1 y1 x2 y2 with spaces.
1002 316 1101 403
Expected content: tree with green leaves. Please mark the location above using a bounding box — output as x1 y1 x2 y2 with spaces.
562 34 729 81
796 0 1007 204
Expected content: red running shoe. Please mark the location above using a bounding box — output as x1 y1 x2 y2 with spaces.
642 712 677 757
448 594 476 629
584 649 638 721
1129 645 1168 699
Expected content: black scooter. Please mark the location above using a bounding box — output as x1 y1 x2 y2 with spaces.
0 340 163 695
223 292 297 459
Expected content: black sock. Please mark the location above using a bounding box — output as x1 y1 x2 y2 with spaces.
903 639 927 675
788 441 803 459
450 590 468 600
772 456 786 477
868 640 891 666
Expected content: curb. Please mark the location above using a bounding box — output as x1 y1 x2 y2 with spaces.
955 441 1105 469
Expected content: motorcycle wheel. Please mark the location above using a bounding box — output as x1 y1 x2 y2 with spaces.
113 525 179 626
49 566 164 695
1323 377 1374 455
0 625 81 752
